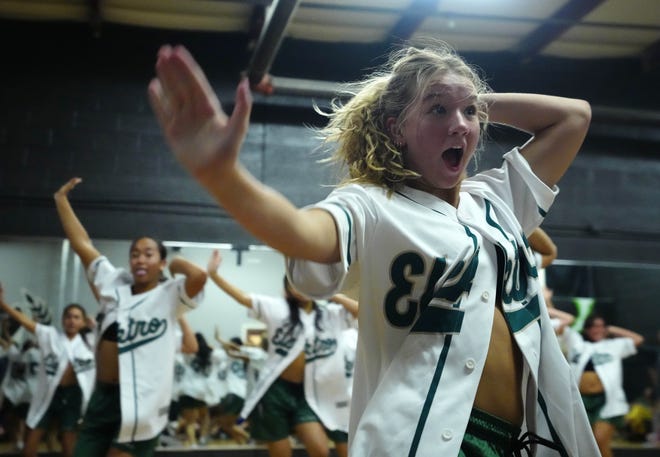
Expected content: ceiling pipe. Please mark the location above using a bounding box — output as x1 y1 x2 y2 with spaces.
266 76 660 127
246 0 301 87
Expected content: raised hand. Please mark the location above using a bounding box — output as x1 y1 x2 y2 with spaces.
54 177 82 200
207 249 223 273
53 177 102 268
148 45 253 182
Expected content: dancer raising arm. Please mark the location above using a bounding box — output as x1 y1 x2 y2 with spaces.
563 313 644 457
0 283 95 457
54 178 206 457
207 249 357 457
150 41 594 456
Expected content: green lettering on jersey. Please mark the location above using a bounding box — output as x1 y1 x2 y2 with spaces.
43 353 59 376
272 322 301 357
506 294 540 333
484 200 542 328
118 317 168 353
305 336 338 362
384 226 478 334
384 252 425 327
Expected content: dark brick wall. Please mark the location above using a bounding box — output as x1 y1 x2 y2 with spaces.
1 20 659 265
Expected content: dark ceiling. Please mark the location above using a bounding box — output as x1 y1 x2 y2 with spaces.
1 0 658 143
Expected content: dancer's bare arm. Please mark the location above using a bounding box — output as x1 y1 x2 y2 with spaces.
149 46 339 263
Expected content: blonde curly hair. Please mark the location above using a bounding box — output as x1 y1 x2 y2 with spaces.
316 40 490 191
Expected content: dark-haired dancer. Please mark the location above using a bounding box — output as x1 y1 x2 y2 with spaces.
563 313 644 457
54 178 207 457
207 250 357 457
0 283 94 457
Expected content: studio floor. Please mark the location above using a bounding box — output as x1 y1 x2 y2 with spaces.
0 439 657 456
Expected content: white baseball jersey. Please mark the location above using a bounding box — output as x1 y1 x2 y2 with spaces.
22 345 40 404
88 256 202 443
240 295 356 433
224 352 247 400
237 345 267 399
287 148 599 457
178 348 230 406
563 327 636 418
172 352 186 401
26 324 96 428
176 353 209 402
207 349 232 406
1 344 33 406
340 327 358 397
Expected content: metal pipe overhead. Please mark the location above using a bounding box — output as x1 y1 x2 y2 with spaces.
246 0 301 87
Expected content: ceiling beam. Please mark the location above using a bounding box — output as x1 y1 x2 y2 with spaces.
245 0 301 87
515 0 605 60
386 0 440 42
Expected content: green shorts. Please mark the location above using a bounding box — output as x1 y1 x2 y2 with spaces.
460 408 520 457
73 383 159 457
218 393 245 416
248 378 346 443
581 393 625 428
4 398 29 420
35 384 83 431
178 394 207 410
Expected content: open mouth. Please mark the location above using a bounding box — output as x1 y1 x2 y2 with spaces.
442 147 464 168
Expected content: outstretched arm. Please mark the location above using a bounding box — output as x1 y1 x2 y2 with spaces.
543 286 573 334
178 316 199 354
607 325 645 347
169 256 207 299
214 326 248 361
330 293 359 319
206 250 252 308
0 284 36 334
547 308 575 335
148 46 339 263
528 227 557 268
482 93 591 188
54 178 101 269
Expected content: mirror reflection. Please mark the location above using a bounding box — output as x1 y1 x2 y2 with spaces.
0 237 658 454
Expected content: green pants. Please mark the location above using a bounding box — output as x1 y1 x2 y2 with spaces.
73 383 159 457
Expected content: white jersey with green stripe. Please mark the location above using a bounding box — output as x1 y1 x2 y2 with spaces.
88 256 202 443
287 148 598 457
240 295 356 433
26 324 95 429
563 327 636 418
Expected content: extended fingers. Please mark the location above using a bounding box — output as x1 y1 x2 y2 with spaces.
172 46 223 115
154 45 224 121
226 78 253 150
54 177 81 198
63 177 82 192
154 46 189 114
147 78 169 129
207 249 222 270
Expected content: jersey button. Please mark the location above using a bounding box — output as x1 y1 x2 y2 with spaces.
442 429 453 441
481 291 489 302
465 358 476 371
